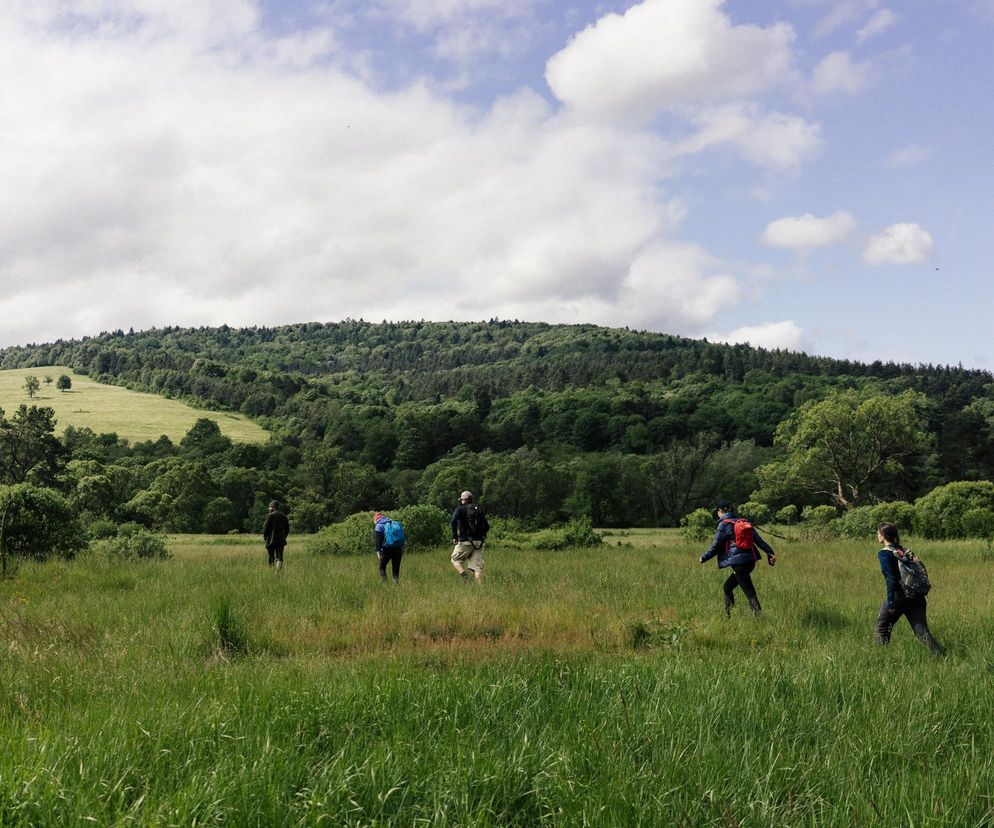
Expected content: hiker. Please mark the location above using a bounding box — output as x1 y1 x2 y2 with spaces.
450 490 489 582
262 500 290 570
874 522 943 655
373 511 405 582
699 499 776 615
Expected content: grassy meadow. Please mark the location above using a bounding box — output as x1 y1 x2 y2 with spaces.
2 529 994 826
0 366 268 444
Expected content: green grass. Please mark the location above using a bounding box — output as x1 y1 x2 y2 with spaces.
0 366 268 444
2 531 993 825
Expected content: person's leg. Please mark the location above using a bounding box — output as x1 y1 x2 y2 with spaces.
905 598 944 656
874 602 898 645
267 545 275 566
378 552 388 581
467 543 484 582
274 545 284 571
391 548 403 582
733 562 761 613
722 571 739 615
452 542 471 579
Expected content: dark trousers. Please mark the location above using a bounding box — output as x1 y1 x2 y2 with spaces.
266 544 284 566
875 598 944 655
723 561 761 614
378 546 403 581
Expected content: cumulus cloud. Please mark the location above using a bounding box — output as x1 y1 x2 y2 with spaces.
0 1 789 348
711 320 805 351
760 211 857 249
863 223 934 264
545 0 795 119
814 0 880 38
856 8 897 42
810 51 871 96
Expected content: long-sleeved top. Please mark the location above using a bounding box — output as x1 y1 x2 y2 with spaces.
451 503 489 542
700 512 774 568
878 545 905 609
374 516 389 553
262 510 289 549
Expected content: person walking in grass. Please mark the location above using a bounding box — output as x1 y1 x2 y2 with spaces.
450 491 489 582
373 511 405 582
262 500 289 570
874 522 944 656
699 499 776 615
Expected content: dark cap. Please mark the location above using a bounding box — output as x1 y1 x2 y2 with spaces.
714 499 733 512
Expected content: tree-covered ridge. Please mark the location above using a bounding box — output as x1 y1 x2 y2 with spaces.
1 320 993 533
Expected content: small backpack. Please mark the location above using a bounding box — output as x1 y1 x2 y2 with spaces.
893 547 931 598
722 518 756 556
466 504 488 538
383 519 406 549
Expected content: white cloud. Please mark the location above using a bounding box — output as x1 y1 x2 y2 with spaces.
712 320 805 351
672 104 822 171
0 3 769 347
545 0 795 119
863 223 934 264
856 8 897 42
760 211 857 249
887 144 929 167
810 51 871 96
815 0 880 38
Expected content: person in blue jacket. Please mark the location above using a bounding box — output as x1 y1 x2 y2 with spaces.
874 522 943 655
699 500 776 615
373 511 404 582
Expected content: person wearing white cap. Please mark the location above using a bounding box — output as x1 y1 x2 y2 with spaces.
450 491 489 582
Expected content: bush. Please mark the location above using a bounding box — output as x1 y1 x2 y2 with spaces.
530 518 602 550
680 508 714 543
836 506 876 539
306 505 449 556
914 481 994 539
0 484 88 560
869 501 916 533
961 508 994 540
738 501 771 525
801 505 838 526
91 524 170 560
774 504 799 525
88 519 120 540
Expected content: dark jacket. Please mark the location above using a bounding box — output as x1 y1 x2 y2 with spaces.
262 510 289 549
878 545 906 609
451 503 489 542
700 512 774 568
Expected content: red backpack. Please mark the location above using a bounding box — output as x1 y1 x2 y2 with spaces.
722 518 757 558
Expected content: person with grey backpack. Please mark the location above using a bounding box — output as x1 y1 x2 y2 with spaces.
874 522 943 656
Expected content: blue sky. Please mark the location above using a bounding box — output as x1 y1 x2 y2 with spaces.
1 0 992 369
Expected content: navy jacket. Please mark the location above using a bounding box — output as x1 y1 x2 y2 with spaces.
878 545 905 609
700 512 774 568
451 503 489 542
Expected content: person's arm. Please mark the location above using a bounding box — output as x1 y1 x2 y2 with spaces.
374 525 384 553
878 549 899 609
700 522 727 563
262 513 272 543
754 530 776 562
450 508 461 542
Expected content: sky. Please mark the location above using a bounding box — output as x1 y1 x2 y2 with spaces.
1 0 992 369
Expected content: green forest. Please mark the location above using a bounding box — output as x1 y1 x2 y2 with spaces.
2 320 994 541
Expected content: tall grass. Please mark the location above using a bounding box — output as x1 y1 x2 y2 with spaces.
1 532 993 825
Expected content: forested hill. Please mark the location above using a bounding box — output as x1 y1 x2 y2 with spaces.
1 321 992 531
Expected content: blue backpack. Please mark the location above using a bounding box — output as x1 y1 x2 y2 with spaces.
383 519 406 549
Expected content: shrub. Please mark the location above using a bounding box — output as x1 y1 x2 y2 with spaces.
836 506 876 539
92 524 170 560
88 519 120 540
0 484 88 560
738 501 771 525
530 518 602 550
869 501 916 533
307 506 449 556
914 481 994 539
961 508 994 540
773 504 799 525
801 505 838 526
680 508 714 543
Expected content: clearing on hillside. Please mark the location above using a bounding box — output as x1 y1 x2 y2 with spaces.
0 366 268 444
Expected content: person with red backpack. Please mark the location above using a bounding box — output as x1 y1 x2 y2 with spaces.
699 499 776 615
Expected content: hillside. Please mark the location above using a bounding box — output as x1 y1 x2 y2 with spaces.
0 366 267 444
1 321 992 532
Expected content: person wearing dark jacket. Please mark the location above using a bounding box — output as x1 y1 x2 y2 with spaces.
262 501 289 570
373 511 404 582
699 500 776 615
874 522 943 655
450 490 489 581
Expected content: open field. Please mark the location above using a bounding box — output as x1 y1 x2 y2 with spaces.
2 530 994 825
0 366 268 444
